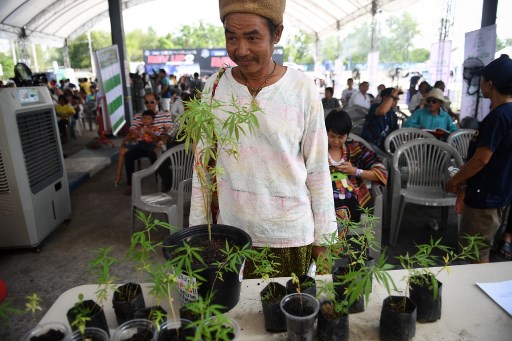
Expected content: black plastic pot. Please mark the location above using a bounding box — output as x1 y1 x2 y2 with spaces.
409 275 443 323
286 274 317 297
317 300 349 341
112 282 145 325
66 300 109 336
331 266 365 314
163 224 252 312
260 282 287 332
379 296 417 341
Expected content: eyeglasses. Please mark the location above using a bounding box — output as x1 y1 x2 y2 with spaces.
144 100 156 104
427 99 439 104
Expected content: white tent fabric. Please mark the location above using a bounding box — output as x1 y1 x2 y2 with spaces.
0 0 417 46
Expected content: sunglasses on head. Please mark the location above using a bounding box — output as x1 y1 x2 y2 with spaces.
145 100 156 104
427 99 439 104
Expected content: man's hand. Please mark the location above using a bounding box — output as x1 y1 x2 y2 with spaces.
312 246 327 262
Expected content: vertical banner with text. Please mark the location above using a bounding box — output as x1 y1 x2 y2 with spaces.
460 26 496 121
95 45 126 136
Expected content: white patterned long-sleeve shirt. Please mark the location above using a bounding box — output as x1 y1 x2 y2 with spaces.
189 68 336 247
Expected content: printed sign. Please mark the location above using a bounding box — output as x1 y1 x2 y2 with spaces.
95 45 126 135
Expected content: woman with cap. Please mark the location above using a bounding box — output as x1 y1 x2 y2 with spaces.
188 0 337 278
446 54 512 263
402 87 458 138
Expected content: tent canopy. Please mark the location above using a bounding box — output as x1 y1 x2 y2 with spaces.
0 0 417 45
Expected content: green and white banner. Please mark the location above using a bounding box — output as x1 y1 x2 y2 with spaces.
95 45 126 135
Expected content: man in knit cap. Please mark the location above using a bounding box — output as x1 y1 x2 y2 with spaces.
189 0 336 277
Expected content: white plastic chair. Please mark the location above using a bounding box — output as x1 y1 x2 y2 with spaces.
446 129 476 162
389 139 463 246
131 143 195 234
384 128 435 156
383 128 436 229
344 105 368 123
351 119 366 137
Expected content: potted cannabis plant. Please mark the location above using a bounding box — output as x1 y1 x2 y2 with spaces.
280 273 320 341
398 235 486 323
251 246 287 333
163 84 261 311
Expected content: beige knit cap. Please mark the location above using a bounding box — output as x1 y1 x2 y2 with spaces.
219 0 286 25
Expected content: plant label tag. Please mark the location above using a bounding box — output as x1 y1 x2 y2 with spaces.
239 260 246 282
177 274 198 304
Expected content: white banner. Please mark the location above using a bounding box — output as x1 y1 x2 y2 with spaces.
95 45 126 135
460 25 496 121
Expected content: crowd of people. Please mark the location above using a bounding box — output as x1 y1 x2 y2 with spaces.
3 0 509 273
318 53 512 264
111 0 512 268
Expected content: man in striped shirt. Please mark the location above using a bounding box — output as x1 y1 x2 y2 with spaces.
123 92 173 194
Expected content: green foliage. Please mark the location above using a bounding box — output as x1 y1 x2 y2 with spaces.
183 294 233 341
70 294 91 335
88 247 118 306
173 21 225 49
67 31 111 69
25 293 43 321
379 12 420 63
249 246 280 281
284 30 315 64
0 298 23 327
176 87 260 238
317 207 396 310
0 51 15 80
126 27 160 62
409 48 430 63
397 235 486 299
496 37 512 52
127 211 175 275
340 22 372 64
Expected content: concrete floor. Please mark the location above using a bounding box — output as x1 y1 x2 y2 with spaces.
0 129 507 340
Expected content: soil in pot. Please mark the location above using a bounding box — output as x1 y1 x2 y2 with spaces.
163 224 252 312
134 305 167 322
157 319 196 341
409 275 443 323
112 282 146 325
280 293 320 341
286 274 317 297
66 299 109 336
317 301 349 341
28 329 66 341
25 322 69 341
260 282 287 332
379 296 417 341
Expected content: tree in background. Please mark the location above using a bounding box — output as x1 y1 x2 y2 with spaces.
171 21 224 49
496 37 512 52
126 27 160 62
339 22 372 65
409 48 429 63
68 31 111 69
379 12 420 63
284 30 314 65
0 51 14 80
